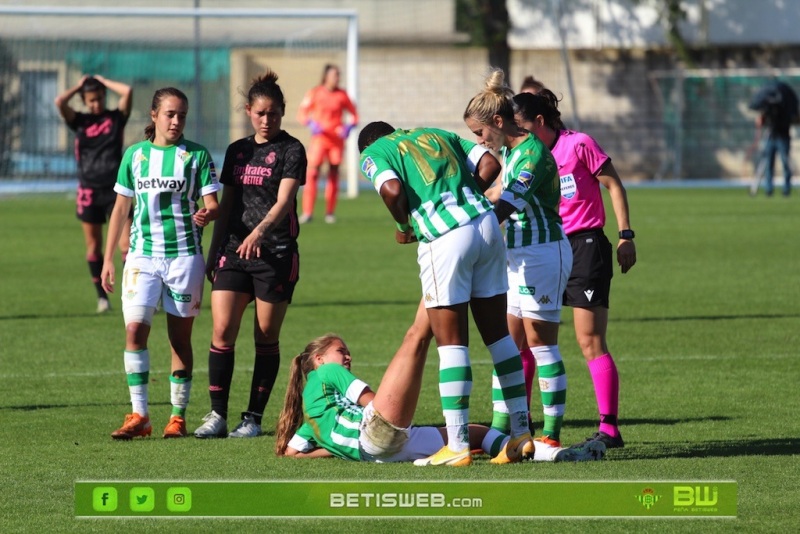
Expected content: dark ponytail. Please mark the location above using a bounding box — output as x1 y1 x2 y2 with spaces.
246 69 286 115
513 89 566 131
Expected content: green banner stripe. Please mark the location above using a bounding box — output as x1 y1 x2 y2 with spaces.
75 481 738 518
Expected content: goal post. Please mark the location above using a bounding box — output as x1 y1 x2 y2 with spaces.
0 5 361 197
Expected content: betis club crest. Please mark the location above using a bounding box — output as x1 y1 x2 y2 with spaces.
637 488 661 510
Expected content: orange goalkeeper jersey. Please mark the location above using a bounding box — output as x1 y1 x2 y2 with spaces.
297 86 358 136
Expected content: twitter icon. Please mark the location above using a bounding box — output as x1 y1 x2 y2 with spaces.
130 487 155 512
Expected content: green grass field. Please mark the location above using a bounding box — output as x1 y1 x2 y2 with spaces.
1 188 798 532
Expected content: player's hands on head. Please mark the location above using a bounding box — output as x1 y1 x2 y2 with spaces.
617 239 636 273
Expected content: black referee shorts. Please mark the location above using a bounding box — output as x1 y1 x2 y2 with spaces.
563 229 613 308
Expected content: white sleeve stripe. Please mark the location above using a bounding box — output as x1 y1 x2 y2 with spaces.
372 170 400 194
113 183 134 197
287 433 314 452
466 145 490 173
199 183 221 197
345 379 369 403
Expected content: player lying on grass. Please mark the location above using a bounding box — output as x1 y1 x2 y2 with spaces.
274 302 605 464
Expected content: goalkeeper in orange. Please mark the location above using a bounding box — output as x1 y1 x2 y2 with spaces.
297 64 358 224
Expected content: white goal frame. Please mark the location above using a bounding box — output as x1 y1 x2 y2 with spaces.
0 5 361 197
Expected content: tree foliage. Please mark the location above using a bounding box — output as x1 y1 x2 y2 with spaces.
455 0 511 76
457 0 696 72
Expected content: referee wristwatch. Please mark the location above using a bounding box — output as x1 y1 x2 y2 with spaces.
619 229 635 240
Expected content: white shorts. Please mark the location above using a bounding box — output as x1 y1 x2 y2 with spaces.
417 211 508 308
121 254 205 318
360 426 444 463
506 239 572 320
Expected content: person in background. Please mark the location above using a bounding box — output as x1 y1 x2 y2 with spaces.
297 64 358 224
101 87 220 440
520 75 546 95
750 79 799 197
514 89 636 449
194 69 306 439
55 74 133 313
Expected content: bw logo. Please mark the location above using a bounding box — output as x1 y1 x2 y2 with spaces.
674 486 718 507
538 295 552 304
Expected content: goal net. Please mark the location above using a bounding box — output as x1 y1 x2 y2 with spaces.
0 6 360 195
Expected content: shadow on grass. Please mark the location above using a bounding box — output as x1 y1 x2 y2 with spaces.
6 309 796 322
611 438 800 459
565 416 732 429
0 299 421 321
615 312 800 323
1 401 171 411
0 312 117 321
462 416 733 430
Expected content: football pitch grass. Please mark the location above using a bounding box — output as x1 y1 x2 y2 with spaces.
1 188 798 532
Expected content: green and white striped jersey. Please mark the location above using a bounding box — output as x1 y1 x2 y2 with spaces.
360 127 493 243
300 363 369 461
115 138 220 257
499 133 564 248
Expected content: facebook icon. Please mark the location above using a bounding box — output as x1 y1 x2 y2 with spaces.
92 487 118 512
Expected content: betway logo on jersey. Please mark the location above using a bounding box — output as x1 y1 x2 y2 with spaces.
136 177 186 192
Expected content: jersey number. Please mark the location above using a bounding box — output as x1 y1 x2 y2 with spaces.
398 133 459 186
123 267 141 289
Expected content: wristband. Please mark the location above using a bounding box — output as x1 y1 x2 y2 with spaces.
396 221 411 232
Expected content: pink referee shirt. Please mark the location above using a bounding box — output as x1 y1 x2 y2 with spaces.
551 129 610 235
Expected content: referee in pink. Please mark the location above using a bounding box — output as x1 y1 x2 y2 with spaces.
514 90 636 449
